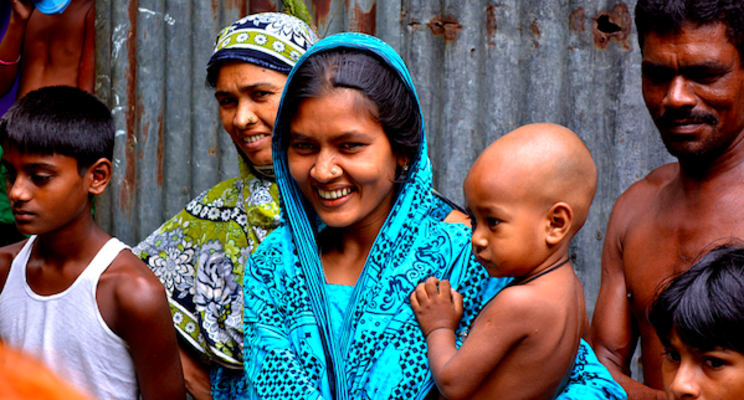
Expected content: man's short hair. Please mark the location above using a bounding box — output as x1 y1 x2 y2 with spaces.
635 0 744 61
0 86 114 174
649 244 744 353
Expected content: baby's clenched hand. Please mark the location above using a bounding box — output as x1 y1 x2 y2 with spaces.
410 277 464 337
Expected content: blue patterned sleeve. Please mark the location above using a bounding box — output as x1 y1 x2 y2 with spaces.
243 244 326 400
557 340 627 400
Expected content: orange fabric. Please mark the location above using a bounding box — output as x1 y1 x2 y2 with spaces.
0 344 95 400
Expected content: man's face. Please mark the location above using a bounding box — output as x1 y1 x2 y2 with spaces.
642 23 744 163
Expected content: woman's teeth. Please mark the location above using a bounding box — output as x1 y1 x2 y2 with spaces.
243 134 269 143
318 188 353 200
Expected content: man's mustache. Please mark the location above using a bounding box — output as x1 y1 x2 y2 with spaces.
655 109 718 129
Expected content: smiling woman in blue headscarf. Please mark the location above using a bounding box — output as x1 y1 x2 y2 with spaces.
242 33 626 399
133 12 317 400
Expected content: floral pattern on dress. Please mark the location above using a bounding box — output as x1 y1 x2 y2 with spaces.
133 159 281 368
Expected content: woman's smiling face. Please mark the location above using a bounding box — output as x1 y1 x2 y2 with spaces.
287 88 403 233
215 61 287 166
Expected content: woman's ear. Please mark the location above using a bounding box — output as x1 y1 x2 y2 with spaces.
86 158 113 196
396 153 410 169
545 202 573 246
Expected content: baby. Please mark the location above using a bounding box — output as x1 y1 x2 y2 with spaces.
649 244 744 400
411 123 597 399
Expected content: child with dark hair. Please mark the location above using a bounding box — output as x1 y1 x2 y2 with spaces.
0 86 186 400
649 245 744 400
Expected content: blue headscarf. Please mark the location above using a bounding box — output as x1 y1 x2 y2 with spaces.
243 33 626 400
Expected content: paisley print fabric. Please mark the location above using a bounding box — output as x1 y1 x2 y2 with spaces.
242 33 626 400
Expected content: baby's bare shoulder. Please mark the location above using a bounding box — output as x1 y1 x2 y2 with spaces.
479 274 581 330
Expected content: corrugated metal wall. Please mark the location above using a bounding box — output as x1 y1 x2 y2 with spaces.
94 0 674 320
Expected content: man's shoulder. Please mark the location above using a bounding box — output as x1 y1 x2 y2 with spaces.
612 163 678 216
625 163 677 199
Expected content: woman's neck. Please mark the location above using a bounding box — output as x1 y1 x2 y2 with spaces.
320 223 381 286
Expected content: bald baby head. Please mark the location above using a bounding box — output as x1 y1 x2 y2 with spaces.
465 123 597 241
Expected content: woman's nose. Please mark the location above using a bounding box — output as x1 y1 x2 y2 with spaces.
234 101 258 129
310 149 340 182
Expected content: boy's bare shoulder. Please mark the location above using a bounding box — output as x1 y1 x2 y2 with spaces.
101 249 167 315
0 240 29 292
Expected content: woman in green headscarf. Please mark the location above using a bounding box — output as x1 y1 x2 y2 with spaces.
133 12 318 400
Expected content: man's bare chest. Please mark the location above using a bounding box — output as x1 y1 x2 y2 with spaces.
622 206 744 314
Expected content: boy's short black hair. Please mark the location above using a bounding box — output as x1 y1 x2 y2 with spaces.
0 86 114 174
635 0 744 62
649 244 744 353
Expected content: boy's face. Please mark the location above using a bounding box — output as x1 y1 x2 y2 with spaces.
464 171 548 278
662 330 744 400
2 148 92 235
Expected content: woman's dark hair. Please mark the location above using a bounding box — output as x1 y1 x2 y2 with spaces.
280 49 421 164
206 61 224 89
0 86 114 175
635 0 744 62
648 244 744 353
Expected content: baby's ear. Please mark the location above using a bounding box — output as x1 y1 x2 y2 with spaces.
545 202 573 246
86 158 113 196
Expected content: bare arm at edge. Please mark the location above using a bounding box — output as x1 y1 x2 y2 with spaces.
179 343 213 400
0 1 32 96
589 191 665 400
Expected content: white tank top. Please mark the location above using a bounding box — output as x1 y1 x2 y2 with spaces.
0 236 139 400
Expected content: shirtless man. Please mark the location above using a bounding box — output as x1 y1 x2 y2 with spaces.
590 1 744 399
0 0 95 98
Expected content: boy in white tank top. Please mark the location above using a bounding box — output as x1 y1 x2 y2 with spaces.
0 86 186 400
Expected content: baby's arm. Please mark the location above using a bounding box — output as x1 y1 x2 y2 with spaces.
0 0 32 96
411 277 530 400
113 252 186 400
410 277 463 380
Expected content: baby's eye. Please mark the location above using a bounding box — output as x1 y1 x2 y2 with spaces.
486 218 500 228
468 216 477 231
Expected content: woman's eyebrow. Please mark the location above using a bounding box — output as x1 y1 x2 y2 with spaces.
214 82 278 97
